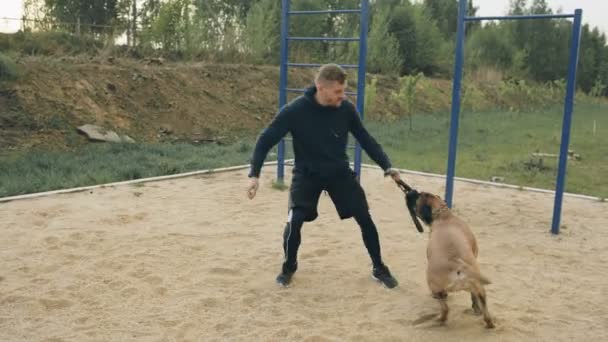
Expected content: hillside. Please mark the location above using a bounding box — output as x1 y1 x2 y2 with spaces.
1 56 601 152
0 56 455 150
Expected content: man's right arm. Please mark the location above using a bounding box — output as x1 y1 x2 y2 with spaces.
248 107 291 178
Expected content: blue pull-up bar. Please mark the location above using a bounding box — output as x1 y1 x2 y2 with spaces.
465 13 575 21
289 9 361 15
445 0 583 235
286 88 357 96
276 0 370 184
287 63 359 69
287 37 360 42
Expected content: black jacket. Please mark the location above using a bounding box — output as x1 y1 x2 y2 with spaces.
248 86 392 178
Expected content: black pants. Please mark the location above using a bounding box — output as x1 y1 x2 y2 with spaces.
281 170 384 273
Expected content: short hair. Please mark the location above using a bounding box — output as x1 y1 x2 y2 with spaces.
315 63 347 84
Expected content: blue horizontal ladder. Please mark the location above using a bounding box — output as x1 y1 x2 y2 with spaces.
276 0 370 184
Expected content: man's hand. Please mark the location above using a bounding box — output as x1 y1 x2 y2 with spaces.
247 177 259 199
384 168 402 182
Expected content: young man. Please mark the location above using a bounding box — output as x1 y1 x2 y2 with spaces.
246 63 402 288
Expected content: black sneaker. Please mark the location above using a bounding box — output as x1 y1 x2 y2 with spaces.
276 270 294 287
276 262 297 287
372 265 399 289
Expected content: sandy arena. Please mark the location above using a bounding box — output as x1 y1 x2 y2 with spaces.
1 165 606 341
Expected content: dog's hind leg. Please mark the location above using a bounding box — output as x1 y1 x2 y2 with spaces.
476 287 495 329
470 292 482 315
433 291 449 324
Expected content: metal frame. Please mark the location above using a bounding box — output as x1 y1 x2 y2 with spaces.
276 0 370 184
445 0 583 235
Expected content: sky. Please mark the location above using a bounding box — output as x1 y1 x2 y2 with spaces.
1 0 607 35
474 0 608 35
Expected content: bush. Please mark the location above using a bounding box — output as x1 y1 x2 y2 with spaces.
0 52 19 81
10 31 103 56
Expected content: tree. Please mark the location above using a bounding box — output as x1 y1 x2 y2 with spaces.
466 22 514 70
422 0 478 39
504 0 570 82
387 2 416 74
191 0 250 56
390 73 423 130
578 26 608 94
23 0 49 30
144 0 190 53
367 5 402 74
243 0 280 63
43 0 120 34
388 2 443 75
524 0 567 81
410 4 443 75
117 0 137 47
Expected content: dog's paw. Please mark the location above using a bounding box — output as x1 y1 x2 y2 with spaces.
411 313 438 326
484 316 496 329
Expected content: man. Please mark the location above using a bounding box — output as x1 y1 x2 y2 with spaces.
247 63 402 288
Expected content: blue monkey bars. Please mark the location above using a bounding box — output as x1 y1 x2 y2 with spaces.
445 0 583 235
276 0 370 184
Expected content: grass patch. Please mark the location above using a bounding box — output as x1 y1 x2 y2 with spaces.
363 101 608 198
0 140 256 198
1 31 103 57
0 52 19 81
1 102 606 199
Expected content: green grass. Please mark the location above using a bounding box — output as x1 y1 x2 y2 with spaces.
0 52 19 81
363 101 608 198
1 102 606 199
0 140 256 198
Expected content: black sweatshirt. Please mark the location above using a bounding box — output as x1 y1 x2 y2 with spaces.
248 86 392 178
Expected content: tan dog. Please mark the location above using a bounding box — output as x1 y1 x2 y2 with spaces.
412 191 495 329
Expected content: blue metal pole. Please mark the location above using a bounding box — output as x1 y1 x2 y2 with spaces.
288 37 360 41
288 63 359 69
551 9 583 235
445 0 467 208
289 9 362 15
465 13 574 21
277 0 290 184
354 0 369 179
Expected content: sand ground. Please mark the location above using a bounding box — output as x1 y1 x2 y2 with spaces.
1 166 607 341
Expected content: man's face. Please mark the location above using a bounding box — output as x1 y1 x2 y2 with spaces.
316 80 347 107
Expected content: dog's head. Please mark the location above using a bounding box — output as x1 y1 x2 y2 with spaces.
408 191 448 226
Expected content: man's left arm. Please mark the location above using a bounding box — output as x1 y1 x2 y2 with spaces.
348 105 395 175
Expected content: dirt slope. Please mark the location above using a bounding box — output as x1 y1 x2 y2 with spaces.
0 56 451 150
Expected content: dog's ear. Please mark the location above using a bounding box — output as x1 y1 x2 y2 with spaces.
419 196 434 225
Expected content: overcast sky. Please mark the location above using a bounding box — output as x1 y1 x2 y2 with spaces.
1 0 607 35
475 0 607 35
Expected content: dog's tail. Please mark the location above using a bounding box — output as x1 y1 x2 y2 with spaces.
456 258 491 285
